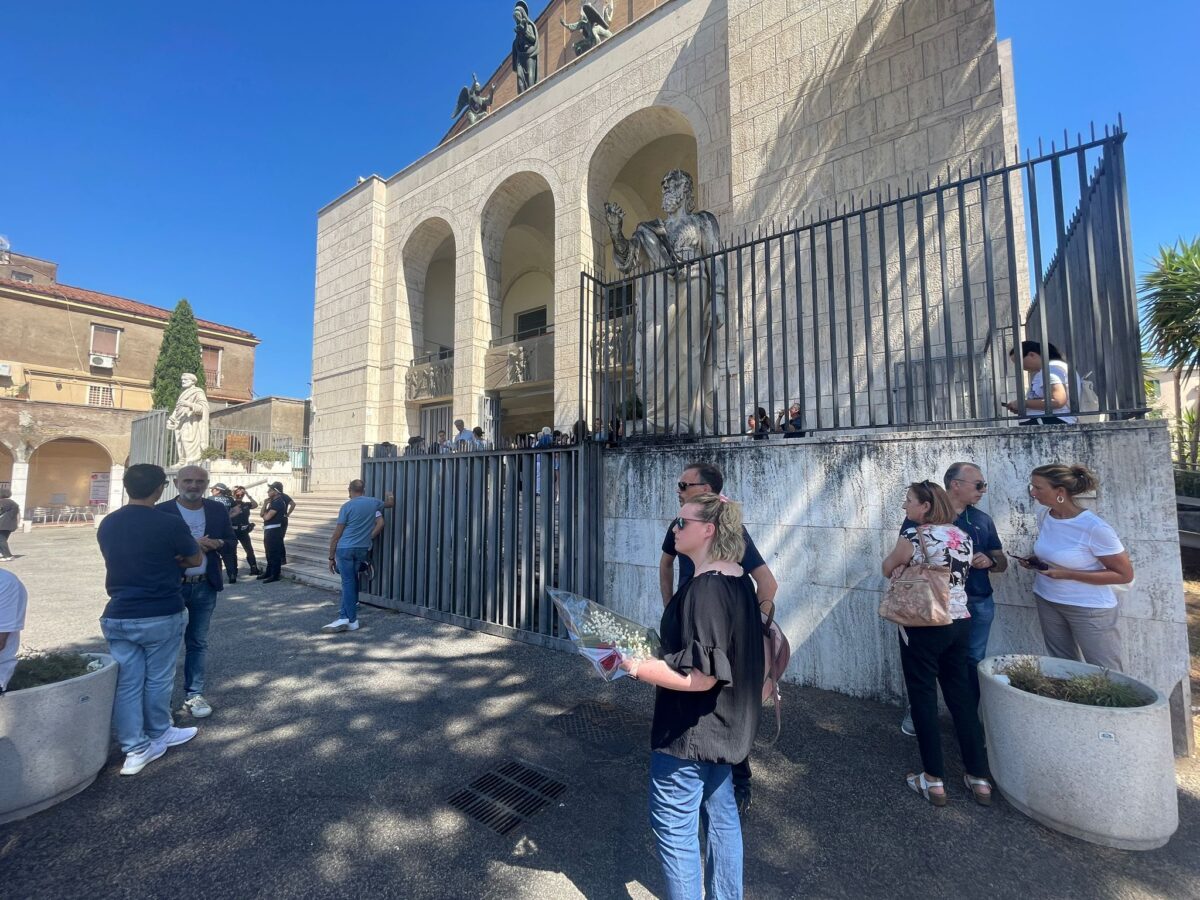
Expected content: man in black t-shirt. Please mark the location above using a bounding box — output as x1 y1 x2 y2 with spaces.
260 484 290 583
658 461 778 815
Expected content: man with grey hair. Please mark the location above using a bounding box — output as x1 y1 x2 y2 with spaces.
898 460 1006 735
156 465 236 719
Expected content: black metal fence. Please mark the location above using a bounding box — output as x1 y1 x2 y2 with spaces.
360 441 604 647
579 127 1143 440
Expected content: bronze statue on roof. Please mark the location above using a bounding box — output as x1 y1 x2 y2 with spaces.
452 73 495 126
561 2 613 56
512 1 540 93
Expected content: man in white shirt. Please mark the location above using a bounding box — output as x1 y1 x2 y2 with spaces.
0 569 28 692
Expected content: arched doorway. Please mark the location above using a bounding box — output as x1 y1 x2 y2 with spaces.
27 437 113 520
401 217 457 441
480 172 556 444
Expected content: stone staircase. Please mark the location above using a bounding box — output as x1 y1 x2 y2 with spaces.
267 490 346 592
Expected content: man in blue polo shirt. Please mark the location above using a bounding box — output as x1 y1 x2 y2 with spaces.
322 479 394 633
898 460 1006 735
97 464 205 776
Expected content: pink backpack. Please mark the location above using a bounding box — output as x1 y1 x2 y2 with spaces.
759 604 791 745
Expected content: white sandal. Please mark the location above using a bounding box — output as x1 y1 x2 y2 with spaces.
906 772 946 807
963 774 993 806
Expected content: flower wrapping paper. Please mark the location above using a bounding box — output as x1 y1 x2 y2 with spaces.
549 588 661 681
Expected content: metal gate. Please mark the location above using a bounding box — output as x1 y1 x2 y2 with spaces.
360 441 604 648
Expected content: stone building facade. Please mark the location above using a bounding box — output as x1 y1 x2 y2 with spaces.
0 251 258 515
312 0 1019 486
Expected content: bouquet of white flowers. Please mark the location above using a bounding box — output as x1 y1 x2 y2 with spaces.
549 588 661 681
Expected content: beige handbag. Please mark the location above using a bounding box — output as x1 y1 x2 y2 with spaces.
879 526 952 627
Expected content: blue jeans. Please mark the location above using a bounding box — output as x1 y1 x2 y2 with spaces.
336 546 370 622
649 751 743 900
182 581 218 696
100 612 186 754
965 594 995 698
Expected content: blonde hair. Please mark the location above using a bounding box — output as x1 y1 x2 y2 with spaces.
1031 463 1099 496
686 493 746 563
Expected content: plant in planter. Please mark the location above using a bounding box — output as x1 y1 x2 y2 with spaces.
979 654 1178 850
0 649 119 824
200 446 222 462
253 449 289 465
229 448 253 471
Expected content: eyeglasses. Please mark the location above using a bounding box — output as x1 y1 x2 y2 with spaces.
953 479 988 491
671 516 707 531
677 481 707 492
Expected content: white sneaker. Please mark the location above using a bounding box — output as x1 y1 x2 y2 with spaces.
120 742 167 776
180 694 213 718
347 620 360 631
322 618 350 633
159 726 198 747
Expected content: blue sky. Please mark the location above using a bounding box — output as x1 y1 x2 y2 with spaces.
5 1 1197 399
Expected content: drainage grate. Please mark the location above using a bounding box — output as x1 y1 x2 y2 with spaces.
550 699 646 754
447 760 567 836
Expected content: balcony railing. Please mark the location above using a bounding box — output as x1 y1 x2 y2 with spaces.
485 328 554 390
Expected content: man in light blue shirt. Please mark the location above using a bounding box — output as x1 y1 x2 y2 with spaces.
323 480 394 633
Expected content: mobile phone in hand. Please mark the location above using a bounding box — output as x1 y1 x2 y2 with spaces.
1007 551 1049 571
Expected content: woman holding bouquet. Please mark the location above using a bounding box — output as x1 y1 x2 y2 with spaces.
620 493 764 900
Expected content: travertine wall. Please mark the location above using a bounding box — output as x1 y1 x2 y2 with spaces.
601 420 1194 756
312 0 1019 487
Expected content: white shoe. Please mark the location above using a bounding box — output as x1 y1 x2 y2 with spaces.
347 620 360 631
180 694 213 718
322 618 350 633
159 726 198 747
120 742 167 776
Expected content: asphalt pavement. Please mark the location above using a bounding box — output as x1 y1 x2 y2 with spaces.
1 527 1198 899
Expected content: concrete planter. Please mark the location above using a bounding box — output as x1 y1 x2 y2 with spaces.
979 655 1178 850
0 653 118 825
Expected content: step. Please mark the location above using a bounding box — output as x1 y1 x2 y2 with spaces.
281 560 341 592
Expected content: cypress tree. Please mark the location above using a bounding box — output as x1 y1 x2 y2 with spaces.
151 299 207 409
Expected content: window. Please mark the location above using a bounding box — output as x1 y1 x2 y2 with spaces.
202 345 222 387
514 307 548 341
605 283 634 320
87 384 115 407
90 324 121 357
11 271 33 283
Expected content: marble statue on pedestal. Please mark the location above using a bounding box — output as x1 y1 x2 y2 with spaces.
166 373 210 464
605 170 725 434
512 1 540 93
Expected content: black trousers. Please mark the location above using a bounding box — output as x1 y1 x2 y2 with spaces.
279 519 289 564
732 757 751 788
263 527 285 580
898 618 990 781
235 529 258 570
0 529 11 557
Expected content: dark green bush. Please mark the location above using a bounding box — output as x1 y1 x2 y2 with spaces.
1001 657 1148 708
8 650 92 691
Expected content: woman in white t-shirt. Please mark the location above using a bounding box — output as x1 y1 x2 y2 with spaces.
1018 463 1133 671
1003 341 1076 425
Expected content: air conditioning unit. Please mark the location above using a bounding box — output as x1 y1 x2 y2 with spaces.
90 354 115 368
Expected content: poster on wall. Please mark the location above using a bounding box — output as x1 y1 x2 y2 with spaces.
90 471 110 505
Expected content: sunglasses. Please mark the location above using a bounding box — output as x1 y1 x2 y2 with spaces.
677 481 707 492
953 479 988 490
671 516 707 531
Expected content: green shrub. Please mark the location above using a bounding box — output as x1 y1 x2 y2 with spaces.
8 650 93 691
200 446 222 461
253 449 289 464
1001 657 1148 708
229 449 252 464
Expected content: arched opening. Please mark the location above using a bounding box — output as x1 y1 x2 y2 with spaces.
0 441 13 489
585 106 700 270
27 437 113 519
480 172 556 444
401 218 457 440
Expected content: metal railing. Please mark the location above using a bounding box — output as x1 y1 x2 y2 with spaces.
579 126 1144 440
360 441 604 648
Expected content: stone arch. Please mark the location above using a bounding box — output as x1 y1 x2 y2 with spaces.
26 436 113 511
582 102 705 271
400 215 459 362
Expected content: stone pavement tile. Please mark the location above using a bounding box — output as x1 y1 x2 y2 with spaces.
1 529 1199 899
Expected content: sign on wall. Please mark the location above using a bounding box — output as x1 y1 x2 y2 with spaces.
90 471 110 505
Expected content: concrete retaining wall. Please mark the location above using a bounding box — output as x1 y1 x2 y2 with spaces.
602 420 1194 755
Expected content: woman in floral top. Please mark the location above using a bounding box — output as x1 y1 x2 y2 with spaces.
882 480 992 807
